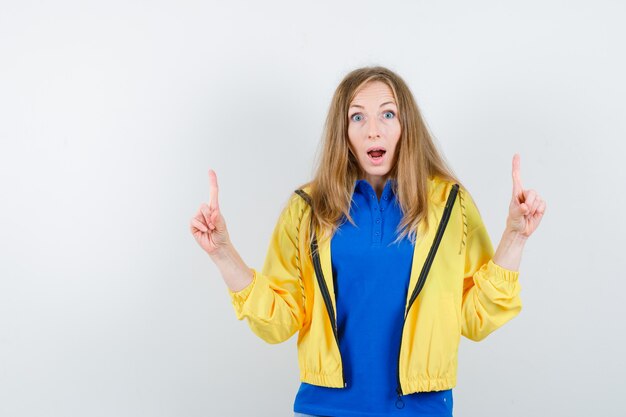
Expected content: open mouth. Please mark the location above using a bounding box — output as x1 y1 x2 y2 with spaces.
367 149 386 161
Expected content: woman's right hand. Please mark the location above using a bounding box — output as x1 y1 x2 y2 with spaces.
190 169 231 256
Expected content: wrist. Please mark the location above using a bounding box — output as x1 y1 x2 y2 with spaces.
209 243 254 292
502 228 528 244
210 241 235 260
493 229 527 271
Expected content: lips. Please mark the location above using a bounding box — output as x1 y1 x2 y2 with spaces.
366 148 386 166
367 146 387 156
366 146 387 154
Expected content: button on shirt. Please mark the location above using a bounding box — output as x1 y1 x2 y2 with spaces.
294 178 453 417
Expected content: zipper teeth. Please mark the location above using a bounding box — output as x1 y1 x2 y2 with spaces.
396 184 459 397
311 237 339 341
311 235 346 387
298 190 345 388
406 186 458 312
295 189 346 387
296 184 459 393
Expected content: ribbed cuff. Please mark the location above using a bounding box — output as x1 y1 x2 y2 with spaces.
488 259 520 282
228 268 257 311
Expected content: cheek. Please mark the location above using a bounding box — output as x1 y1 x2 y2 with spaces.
347 124 359 140
347 127 361 152
387 125 401 156
380 118 400 136
390 121 401 142
389 119 401 135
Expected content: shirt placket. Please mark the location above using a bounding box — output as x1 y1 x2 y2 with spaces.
370 189 391 246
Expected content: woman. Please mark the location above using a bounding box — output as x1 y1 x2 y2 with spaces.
190 66 546 417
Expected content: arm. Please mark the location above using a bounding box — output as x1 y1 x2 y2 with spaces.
460 190 523 342
460 154 546 341
192 169 255 292
191 171 305 344
226 195 306 344
211 244 254 292
492 230 527 271
492 153 546 271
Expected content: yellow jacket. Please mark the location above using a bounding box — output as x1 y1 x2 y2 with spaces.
228 175 522 396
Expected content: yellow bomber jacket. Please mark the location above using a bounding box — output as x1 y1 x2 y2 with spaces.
227 175 522 396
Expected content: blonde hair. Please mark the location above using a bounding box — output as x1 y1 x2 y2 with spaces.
297 66 461 248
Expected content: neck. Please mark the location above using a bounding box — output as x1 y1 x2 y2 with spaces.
363 175 390 199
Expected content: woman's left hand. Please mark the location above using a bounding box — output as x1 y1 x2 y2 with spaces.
506 154 546 238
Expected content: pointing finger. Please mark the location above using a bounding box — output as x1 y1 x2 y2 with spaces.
208 169 220 210
512 153 524 198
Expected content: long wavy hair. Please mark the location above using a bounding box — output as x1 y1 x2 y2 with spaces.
297 66 461 248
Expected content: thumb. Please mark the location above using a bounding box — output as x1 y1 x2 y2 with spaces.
209 206 226 231
511 197 530 217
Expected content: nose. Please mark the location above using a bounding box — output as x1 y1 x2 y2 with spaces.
367 117 381 139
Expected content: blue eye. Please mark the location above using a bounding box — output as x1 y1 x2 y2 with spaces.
383 111 395 119
350 113 363 122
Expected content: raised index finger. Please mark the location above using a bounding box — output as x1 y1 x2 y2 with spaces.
512 153 524 198
208 169 219 209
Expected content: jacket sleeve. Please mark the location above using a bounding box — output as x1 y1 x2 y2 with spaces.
226 195 306 344
460 189 522 342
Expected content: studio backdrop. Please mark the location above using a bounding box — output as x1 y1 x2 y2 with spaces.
1 1 624 416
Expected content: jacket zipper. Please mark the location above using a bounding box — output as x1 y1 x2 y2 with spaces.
295 189 346 388
311 234 346 387
395 184 459 406
296 184 459 393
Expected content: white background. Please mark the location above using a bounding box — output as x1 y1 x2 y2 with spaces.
1 1 625 416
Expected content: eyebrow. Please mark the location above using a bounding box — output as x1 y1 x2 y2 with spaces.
349 101 397 109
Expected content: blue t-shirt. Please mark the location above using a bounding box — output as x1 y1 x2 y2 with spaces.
294 179 453 417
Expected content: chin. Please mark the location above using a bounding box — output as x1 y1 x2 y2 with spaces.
362 166 391 177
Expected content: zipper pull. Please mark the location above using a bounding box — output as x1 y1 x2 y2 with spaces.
395 388 405 409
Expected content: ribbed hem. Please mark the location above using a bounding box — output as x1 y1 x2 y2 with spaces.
400 376 456 394
300 370 345 388
299 371 455 393
295 406 452 417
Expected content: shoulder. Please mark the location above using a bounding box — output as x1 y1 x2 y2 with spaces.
273 184 312 227
427 175 461 205
293 184 313 207
428 175 482 223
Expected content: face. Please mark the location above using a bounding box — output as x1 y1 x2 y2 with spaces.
347 80 401 187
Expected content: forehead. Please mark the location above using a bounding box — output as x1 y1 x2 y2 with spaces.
350 80 396 105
